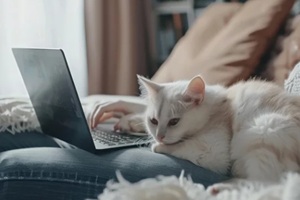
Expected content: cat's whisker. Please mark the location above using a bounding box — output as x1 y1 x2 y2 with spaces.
180 135 190 141
178 100 187 110
170 104 175 117
133 122 145 126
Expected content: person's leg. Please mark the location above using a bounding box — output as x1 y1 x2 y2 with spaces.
0 131 76 152
0 147 229 200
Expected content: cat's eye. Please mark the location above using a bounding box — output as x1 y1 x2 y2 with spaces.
150 118 158 125
168 118 180 126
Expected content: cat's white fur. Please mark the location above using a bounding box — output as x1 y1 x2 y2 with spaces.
137 75 300 182
228 81 300 181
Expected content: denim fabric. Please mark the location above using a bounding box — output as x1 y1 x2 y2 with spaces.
0 131 76 152
0 131 230 200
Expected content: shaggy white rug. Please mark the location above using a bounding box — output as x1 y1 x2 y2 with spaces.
97 171 300 200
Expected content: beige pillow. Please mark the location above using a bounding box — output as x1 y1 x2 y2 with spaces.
152 2 242 83
155 0 295 86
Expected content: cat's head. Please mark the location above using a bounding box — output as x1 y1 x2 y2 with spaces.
138 75 207 145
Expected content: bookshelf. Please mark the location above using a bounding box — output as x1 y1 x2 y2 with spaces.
152 0 225 70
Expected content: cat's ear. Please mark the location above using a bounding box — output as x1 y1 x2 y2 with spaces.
137 75 161 97
183 75 205 105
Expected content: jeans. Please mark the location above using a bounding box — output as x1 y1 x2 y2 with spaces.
0 131 229 200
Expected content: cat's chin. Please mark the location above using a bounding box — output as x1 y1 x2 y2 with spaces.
151 135 182 145
161 139 181 145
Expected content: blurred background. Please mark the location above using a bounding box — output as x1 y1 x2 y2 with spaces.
0 0 300 97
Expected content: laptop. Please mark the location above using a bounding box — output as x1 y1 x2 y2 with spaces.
12 48 151 153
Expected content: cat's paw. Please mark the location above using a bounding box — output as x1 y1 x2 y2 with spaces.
151 143 165 153
114 113 145 133
207 183 235 196
151 143 170 154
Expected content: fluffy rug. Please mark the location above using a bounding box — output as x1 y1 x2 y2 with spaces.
97 171 300 200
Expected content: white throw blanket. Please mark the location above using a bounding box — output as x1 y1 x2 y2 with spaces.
0 97 41 134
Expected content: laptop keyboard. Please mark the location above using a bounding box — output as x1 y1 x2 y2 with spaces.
92 129 152 147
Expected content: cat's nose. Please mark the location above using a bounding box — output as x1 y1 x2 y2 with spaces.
157 135 165 142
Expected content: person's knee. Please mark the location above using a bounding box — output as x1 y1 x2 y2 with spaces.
0 131 75 152
0 148 105 200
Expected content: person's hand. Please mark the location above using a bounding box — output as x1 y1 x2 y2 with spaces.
88 100 146 131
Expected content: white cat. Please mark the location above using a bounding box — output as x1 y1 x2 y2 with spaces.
137 75 300 183
138 75 232 175
91 74 300 186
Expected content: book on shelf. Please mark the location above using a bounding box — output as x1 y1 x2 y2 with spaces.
157 13 188 63
194 0 219 8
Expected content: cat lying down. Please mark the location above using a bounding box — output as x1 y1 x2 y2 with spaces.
91 75 300 192
135 75 300 182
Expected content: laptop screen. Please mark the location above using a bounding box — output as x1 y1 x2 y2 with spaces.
12 48 96 153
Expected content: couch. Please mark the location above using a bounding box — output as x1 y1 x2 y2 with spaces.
1 0 300 199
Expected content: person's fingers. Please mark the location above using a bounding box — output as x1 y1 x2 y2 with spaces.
98 112 124 122
90 111 124 129
92 108 126 128
88 100 146 129
114 122 121 131
91 101 130 128
89 102 104 127
90 101 116 128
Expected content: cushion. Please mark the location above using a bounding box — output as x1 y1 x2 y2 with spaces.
154 0 295 86
152 2 242 83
